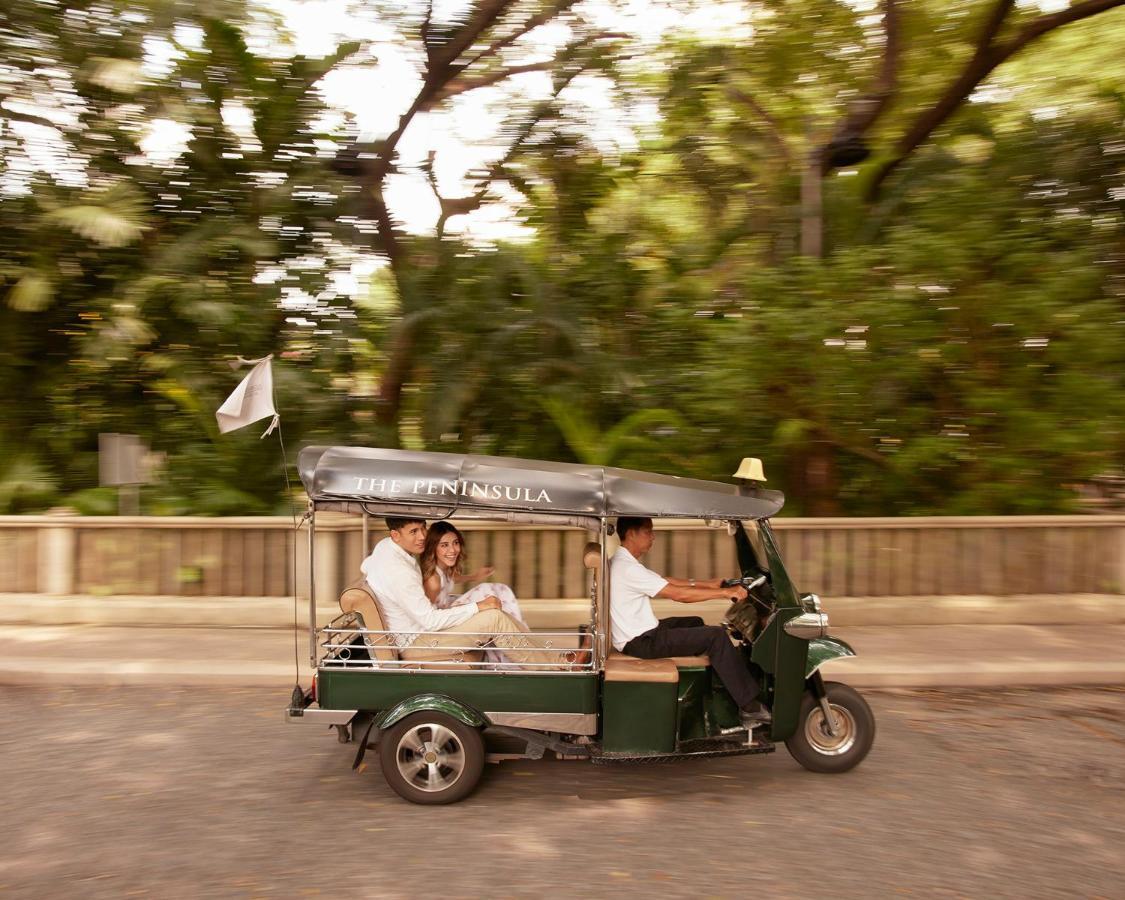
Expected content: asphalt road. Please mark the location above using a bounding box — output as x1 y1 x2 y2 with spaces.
2 685 1123 898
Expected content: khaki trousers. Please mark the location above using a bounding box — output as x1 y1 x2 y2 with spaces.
401 609 579 667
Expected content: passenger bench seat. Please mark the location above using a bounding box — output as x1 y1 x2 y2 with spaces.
338 577 486 668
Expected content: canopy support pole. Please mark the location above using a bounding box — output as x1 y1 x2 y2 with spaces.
308 508 317 668
599 518 610 665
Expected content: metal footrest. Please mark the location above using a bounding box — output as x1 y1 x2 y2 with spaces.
590 739 775 764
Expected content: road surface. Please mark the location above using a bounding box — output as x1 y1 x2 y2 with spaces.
3 685 1123 898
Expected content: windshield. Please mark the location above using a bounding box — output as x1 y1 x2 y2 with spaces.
759 520 799 607
740 520 770 573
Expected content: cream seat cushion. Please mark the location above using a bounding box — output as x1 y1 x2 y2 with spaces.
338 577 399 662
339 576 486 667
604 654 678 683
612 652 706 666
667 655 711 667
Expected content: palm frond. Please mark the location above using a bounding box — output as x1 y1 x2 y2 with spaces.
46 186 148 248
6 271 54 312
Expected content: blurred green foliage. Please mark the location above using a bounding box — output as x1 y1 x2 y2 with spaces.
0 0 1122 516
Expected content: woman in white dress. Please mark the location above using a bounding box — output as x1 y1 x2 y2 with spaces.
420 521 529 634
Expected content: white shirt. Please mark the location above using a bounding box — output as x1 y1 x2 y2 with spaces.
361 537 479 646
609 547 668 651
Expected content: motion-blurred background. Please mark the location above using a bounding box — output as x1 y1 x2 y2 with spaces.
4 7 1125 897
1 0 1123 518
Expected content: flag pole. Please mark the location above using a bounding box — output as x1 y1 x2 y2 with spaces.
215 353 305 695
267 373 307 697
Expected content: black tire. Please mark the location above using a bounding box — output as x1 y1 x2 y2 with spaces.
785 681 875 774
378 712 485 805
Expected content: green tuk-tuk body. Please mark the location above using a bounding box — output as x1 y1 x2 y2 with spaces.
287 446 874 803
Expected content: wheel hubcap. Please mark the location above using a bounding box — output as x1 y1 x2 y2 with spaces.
396 724 467 792
805 703 857 756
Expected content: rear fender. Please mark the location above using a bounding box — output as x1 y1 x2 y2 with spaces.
805 636 856 677
372 693 487 731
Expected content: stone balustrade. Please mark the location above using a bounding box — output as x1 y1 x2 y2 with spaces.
1 512 1121 604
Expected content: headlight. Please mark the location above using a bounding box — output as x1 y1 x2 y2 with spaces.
783 611 829 640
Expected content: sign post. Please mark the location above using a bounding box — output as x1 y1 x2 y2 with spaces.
98 433 157 515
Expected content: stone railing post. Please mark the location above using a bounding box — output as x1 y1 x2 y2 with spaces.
314 524 339 607
295 520 311 602
292 512 348 607
38 507 78 595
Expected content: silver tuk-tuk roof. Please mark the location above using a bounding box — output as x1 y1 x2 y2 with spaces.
298 446 784 521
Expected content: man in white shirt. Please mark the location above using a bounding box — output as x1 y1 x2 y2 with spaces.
610 516 769 724
363 517 587 667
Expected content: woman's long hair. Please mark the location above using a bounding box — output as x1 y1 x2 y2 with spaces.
419 521 467 583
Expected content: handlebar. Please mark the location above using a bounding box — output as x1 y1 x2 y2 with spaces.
720 574 768 591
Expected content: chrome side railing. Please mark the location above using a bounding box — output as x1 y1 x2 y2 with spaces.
317 615 596 674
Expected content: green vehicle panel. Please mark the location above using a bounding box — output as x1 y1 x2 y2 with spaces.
744 523 812 742
318 670 598 715
373 693 486 730
602 680 677 753
751 609 810 741
674 665 740 742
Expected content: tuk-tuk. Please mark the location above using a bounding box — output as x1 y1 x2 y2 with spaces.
287 446 874 804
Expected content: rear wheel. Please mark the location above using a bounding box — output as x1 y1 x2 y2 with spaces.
785 681 875 774
378 712 484 805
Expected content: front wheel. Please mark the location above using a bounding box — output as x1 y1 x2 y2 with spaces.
785 681 875 774
378 712 485 804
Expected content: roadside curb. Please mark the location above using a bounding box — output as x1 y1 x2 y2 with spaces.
817 660 1125 688
3 624 1124 691
0 660 309 688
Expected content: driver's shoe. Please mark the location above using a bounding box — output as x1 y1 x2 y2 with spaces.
739 702 772 728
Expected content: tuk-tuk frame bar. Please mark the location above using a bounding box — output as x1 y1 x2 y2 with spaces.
306 501 615 673
319 626 597 674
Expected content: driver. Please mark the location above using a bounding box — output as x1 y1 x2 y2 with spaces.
610 516 770 726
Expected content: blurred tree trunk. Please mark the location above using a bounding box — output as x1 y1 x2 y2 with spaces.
800 148 824 258
330 0 619 437
797 0 900 255
785 441 842 516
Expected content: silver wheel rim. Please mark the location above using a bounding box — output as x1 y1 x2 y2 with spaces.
395 723 467 793
805 703 858 756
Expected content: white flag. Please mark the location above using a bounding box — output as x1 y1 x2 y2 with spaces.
216 355 279 437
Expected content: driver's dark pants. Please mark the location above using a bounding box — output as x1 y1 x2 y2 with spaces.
622 617 760 710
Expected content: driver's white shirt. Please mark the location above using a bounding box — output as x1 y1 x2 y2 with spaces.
361 538 480 647
609 547 668 651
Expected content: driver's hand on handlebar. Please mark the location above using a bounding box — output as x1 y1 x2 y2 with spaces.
477 595 502 611
729 585 749 602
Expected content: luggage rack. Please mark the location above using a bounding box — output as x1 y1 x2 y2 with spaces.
317 613 596 673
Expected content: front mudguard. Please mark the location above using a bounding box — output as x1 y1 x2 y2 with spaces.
804 636 856 678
